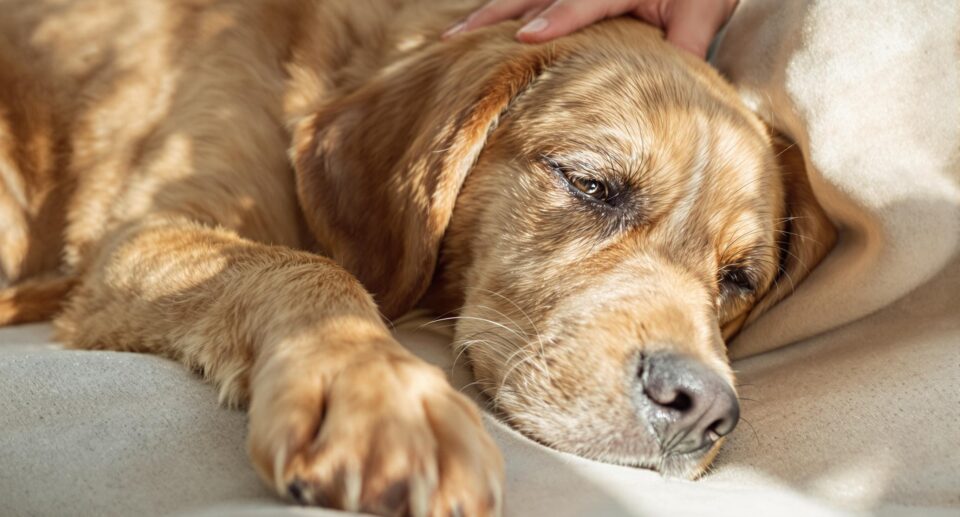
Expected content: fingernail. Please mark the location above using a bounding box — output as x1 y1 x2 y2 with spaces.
518 17 548 34
442 22 466 39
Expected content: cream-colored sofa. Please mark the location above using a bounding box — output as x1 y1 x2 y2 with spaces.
2 1 958 515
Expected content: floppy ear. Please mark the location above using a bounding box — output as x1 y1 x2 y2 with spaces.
724 135 837 339
291 36 551 319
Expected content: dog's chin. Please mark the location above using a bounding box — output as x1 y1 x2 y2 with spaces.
491 402 722 480
653 439 724 479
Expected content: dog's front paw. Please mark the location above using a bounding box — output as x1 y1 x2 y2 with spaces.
249 352 504 516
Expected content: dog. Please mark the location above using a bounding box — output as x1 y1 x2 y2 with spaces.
0 0 835 515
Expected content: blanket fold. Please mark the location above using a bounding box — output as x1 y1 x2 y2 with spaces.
713 0 960 358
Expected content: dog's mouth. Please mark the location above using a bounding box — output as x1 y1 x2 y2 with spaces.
467 343 739 479
449 288 740 478
485 396 726 478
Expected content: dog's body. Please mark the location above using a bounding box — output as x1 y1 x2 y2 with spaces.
0 0 835 515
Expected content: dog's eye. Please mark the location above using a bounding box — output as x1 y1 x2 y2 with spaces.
569 177 608 200
720 267 756 293
543 157 613 203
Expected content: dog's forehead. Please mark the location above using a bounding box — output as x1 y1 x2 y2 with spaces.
514 77 773 197
516 55 766 156
498 48 780 243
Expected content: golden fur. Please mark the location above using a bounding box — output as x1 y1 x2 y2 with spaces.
0 0 834 515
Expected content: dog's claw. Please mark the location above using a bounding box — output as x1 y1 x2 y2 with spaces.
250 356 504 517
287 479 307 504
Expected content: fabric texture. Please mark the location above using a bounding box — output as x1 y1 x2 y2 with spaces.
2 1 959 516
714 0 960 358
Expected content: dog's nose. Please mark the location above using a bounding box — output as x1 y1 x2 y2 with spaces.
639 353 740 454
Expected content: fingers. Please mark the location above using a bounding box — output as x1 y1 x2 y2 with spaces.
444 0 549 38
444 0 740 59
515 0 636 43
663 0 738 58
446 0 636 43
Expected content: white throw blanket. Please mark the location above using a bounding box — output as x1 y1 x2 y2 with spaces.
713 0 960 358
1 1 958 516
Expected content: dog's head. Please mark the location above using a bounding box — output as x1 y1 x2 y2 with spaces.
292 19 835 477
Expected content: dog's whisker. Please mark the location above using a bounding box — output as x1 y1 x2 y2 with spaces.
457 379 489 394
497 349 539 395
452 334 513 365
773 142 797 158
466 288 555 380
465 287 542 339
414 304 472 331
738 416 762 448
472 304 528 340
430 315 529 343
451 339 487 371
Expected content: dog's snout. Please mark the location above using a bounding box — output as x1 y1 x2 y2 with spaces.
638 353 740 455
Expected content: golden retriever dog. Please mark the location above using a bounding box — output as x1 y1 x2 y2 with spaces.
0 0 835 515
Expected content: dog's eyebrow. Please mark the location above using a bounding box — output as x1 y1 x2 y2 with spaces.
544 143 648 180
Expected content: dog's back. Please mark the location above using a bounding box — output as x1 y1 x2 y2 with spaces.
0 0 310 323
0 13 76 323
0 0 469 324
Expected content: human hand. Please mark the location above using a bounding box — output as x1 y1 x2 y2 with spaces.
443 0 739 59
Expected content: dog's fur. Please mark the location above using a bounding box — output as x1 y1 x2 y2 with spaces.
0 0 835 515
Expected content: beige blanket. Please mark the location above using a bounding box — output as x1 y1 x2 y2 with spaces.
2 1 959 516
714 0 960 358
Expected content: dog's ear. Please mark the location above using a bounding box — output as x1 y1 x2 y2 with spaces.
722 135 837 340
291 35 551 318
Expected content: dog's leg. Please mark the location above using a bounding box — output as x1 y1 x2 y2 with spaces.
56 216 503 516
